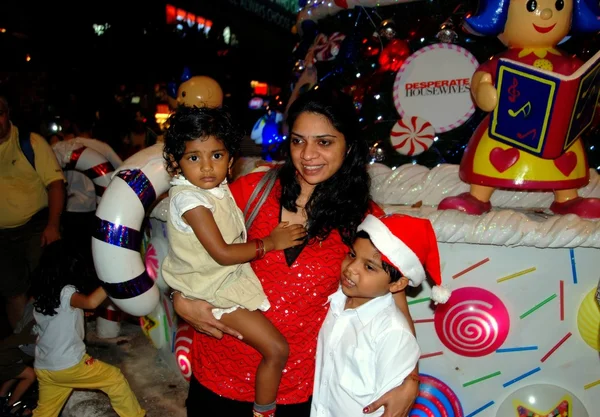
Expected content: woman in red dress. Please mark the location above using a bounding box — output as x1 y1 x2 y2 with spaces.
438 0 600 218
172 89 419 417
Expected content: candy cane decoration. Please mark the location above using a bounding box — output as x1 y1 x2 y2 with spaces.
314 32 346 61
92 144 169 316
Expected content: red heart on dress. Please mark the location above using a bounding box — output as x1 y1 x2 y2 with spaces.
489 147 520 173
334 0 349 8
554 151 578 177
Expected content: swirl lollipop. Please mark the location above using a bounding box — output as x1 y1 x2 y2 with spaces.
390 116 436 156
175 323 195 381
314 32 346 61
409 374 463 417
434 287 510 357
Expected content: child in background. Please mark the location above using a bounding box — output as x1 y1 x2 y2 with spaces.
162 106 306 417
311 214 451 417
31 241 145 417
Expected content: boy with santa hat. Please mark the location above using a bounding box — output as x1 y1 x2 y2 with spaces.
310 214 451 417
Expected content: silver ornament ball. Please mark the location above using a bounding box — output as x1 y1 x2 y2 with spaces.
379 19 397 40
369 145 386 162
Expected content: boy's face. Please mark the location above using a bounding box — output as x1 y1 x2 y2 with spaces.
340 238 408 305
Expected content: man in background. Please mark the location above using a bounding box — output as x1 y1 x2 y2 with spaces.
0 94 65 329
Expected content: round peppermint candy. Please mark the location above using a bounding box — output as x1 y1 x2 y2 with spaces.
390 116 435 156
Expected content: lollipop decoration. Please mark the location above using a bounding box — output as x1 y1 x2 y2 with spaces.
313 32 346 62
175 323 195 381
409 374 463 417
434 287 510 357
390 116 435 156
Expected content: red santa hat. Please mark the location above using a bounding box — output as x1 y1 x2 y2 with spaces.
357 214 451 304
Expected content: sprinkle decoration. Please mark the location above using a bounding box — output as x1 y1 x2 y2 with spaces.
540 332 572 363
570 248 578 284
414 318 435 324
584 379 600 390
502 367 541 388
408 297 430 306
496 346 538 353
409 374 463 417
520 294 557 319
462 371 501 387
452 257 490 279
560 280 565 321
496 266 536 283
420 351 444 359
465 400 495 417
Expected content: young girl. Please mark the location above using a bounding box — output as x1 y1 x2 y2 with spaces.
31 241 145 417
162 106 306 417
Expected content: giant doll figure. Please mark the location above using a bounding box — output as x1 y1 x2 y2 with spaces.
438 0 600 218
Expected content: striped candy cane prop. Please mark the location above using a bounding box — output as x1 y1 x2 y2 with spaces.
92 144 170 316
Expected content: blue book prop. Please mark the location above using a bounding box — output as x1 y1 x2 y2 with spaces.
489 50 600 159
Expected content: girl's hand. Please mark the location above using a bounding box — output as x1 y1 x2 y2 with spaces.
363 376 419 417
267 222 307 250
172 292 243 340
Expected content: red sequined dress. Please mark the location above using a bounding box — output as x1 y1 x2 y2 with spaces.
190 171 382 403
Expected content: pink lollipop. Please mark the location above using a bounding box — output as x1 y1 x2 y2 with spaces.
175 323 194 381
434 287 510 357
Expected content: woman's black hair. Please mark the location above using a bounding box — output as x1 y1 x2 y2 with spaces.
355 230 403 283
163 106 243 176
280 88 371 245
31 240 97 316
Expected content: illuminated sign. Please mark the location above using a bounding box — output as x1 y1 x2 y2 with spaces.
166 4 213 35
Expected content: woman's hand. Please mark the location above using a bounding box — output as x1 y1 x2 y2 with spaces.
363 376 419 417
172 292 243 340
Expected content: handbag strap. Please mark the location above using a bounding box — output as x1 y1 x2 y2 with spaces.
244 168 278 230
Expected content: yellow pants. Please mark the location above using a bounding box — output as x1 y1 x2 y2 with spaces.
33 354 145 417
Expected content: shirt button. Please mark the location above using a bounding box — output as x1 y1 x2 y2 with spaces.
329 352 334 357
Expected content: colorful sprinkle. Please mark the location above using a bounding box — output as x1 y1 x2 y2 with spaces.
496 267 536 283
560 280 565 321
452 257 490 279
463 371 501 387
502 367 541 388
540 332 572 363
420 351 444 359
496 346 538 353
570 248 578 284
408 297 430 305
414 318 435 324
584 379 600 390
465 401 495 417
520 294 557 319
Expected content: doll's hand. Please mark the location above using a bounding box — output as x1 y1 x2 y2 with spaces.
474 73 497 112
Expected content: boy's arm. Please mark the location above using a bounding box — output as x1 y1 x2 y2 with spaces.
70 287 108 310
374 329 421 398
393 291 416 336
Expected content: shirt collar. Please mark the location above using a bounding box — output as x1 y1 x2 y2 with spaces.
170 175 227 199
517 47 561 59
328 287 395 326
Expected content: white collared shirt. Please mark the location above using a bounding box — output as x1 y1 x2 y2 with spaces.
168 176 230 233
311 287 420 417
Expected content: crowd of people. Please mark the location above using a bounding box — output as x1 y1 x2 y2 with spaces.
0 85 445 417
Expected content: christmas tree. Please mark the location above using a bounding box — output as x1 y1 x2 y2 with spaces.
286 0 600 171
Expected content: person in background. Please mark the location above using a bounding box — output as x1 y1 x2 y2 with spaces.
0 93 65 330
52 114 122 262
31 241 145 417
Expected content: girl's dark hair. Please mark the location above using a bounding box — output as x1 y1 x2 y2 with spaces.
356 230 402 283
32 240 96 316
163 106 243 176
280 88 370 245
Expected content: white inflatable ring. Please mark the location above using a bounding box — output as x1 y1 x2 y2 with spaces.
92 144 170 316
